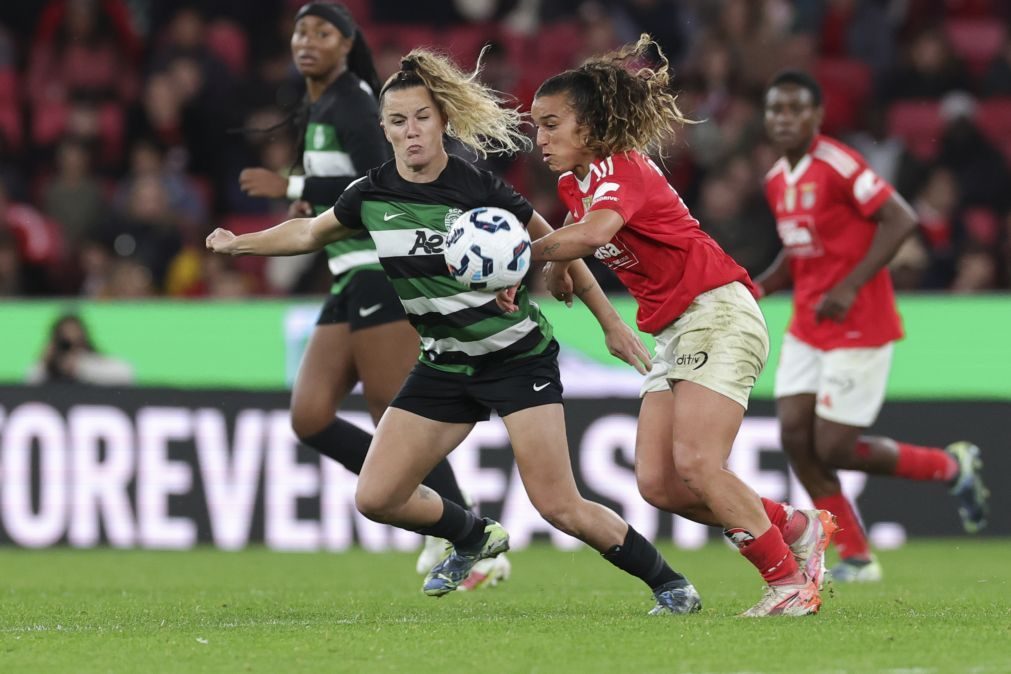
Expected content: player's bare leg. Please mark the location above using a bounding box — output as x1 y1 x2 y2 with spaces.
667 381 820 616
504 403 701 614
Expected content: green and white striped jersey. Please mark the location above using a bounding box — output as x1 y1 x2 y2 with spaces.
299 70 390 293
334 156 554 374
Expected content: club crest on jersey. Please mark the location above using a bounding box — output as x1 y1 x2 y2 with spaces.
444 207 463 230
800 183 817 210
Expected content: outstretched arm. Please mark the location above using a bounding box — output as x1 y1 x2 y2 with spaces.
205 208 356 256
528 211 651 374
530 209 625 262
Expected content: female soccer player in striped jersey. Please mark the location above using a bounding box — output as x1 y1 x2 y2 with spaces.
528 35 835 616
235 2 498 585
208 47 704 614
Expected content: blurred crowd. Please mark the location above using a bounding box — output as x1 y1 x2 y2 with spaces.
0 0 1010 299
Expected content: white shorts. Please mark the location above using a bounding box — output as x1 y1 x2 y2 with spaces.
641 282 769 410
774 333 894 427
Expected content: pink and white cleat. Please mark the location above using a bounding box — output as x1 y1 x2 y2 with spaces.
788 509 838 590
741 576 822 617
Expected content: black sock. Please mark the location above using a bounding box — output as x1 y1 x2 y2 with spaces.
419 458 470 511
416 498 486 550
303 419 470 511
602 526 687 592
301 418 371 474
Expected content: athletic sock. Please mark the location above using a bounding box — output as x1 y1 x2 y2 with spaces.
602 526 687 592
887 440 959 482
813 493 870 560
302 418 471 510
726 526 800 585
301 418 372 474
415 498 486 551
761 498 808 545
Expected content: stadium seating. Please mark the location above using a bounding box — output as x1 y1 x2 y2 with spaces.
945 18 1006 76
816 57 873 133
976 97 1011 166
206 20 249 77
887 100 945 160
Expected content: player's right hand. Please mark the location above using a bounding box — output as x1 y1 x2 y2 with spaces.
206 228 237 254
543 261 575 307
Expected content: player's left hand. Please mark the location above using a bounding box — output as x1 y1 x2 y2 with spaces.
604 320 652 375
495 285 519 313
239 168 287 198
815 284 858 322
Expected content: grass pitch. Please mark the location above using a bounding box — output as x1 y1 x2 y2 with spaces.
2 540 1008 673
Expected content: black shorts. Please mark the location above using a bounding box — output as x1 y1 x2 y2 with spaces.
390 340 564 423
316 269 406 330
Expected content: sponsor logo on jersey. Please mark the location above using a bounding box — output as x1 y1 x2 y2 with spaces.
408 230 445 255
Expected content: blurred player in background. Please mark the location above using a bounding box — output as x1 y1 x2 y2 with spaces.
209 47 706 615
529 35 835 617
757 70 990 583
236 1 507 588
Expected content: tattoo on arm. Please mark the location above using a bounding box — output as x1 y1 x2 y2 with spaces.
543 243 561 258
575 283 594 296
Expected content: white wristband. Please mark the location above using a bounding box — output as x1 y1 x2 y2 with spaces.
286 175 306 201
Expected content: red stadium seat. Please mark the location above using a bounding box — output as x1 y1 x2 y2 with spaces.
976 97 1011 167
0 68 18 105
816 58 873 133
0 104 21 152
887 100 945 160
945 19 1006 76
444 24 493 67
206 20 249 76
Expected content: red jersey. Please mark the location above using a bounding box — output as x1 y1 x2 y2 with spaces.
557 151 754 334
764 135 904 349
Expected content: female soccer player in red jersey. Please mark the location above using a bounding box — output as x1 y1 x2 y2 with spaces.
527 35 835 617
756 70 989 582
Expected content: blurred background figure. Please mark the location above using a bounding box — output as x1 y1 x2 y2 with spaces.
26 311 134 385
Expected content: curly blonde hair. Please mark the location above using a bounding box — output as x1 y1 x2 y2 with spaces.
535 34 692 157
380 47 530 158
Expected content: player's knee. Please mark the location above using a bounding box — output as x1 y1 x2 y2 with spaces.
671 440 717 486
533 500 581 537
354 485 396 523
637 473 675 511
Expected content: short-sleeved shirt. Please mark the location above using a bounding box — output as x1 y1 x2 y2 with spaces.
334 155 552 375
556 150 754 334
764 135 903 349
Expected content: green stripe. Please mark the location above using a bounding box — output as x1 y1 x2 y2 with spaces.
324 235 376 258
390 275 466 301
305 123 342 152
362 201 456 232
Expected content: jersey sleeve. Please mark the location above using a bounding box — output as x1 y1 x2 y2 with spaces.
586 155 646 223
332 176 367 230
838 152 894 219
484 172 534 225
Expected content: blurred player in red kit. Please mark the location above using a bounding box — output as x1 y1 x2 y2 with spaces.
756 70 990 582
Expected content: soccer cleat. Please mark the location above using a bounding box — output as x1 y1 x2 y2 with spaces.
648 581 703 615
946 442 990 533
827 556 883 583
422 519 509 597
740 576 822 617
415 535 452 575
458 553 511 591
788 509 838 590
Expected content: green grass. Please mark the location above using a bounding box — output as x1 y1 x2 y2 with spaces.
2 540 1009 673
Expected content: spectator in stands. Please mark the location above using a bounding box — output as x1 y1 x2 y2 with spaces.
937 92 1010 213
882 27 972 101
26 0 140 107
43 137 106 247
106 174 183 287
981 33 1011 97
114 138 208 230
951 244 999 292
26 311 134 385
0 228 24 295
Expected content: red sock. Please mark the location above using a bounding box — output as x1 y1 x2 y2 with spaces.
732 526 800 585
813 493 870 560
890 441 958 482
761 498 808 545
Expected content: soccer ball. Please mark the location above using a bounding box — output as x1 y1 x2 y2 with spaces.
444 207 531 290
